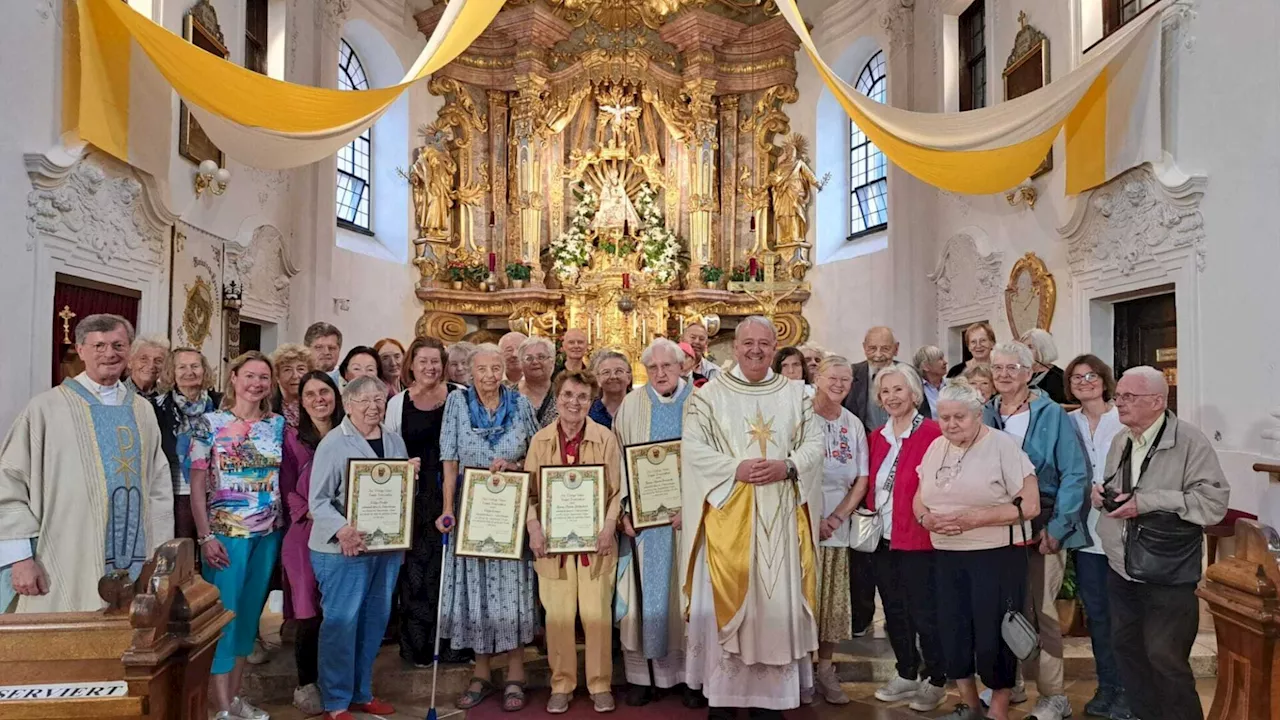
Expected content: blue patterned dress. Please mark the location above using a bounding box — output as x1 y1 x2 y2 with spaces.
438 389 541 654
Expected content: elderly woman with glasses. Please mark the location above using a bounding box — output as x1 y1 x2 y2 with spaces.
525 370 624 714
1062 355 1131 719
980 341 1090 719
864 363 948 714
308 376 416 720
518 335 558 428
271 344 315 428
436 343 540 713
947 321 996 379
589 350 631 428
913 380 1040 720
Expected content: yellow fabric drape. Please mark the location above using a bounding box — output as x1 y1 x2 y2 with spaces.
775 0 1166 195
73 0 504 173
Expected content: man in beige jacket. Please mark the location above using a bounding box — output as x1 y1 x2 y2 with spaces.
1093 366 1228 720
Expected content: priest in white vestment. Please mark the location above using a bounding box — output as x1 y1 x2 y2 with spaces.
614 338 703 708
0 314 173 614
681 316 825 718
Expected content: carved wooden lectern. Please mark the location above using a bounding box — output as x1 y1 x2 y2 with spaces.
1197 519 1280 720
0 539 231 719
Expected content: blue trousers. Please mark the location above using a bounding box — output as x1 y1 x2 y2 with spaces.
203 532 281 675
312 550 402 712
1074 551 1122 690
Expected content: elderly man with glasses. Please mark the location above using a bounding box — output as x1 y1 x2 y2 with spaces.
1093 366 1227 720
979 342 1090 720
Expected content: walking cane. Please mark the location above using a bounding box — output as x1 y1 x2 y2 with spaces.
426 516 455 720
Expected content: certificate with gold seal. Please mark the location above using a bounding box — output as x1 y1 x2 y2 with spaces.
345 459 416 551
539 465 605 554
455 468 532 561
624 440 683 530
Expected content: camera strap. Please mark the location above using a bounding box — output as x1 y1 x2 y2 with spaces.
1117 411 1170 495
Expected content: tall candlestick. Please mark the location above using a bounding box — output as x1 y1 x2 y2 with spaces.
488 252 496 272
642 317 647 340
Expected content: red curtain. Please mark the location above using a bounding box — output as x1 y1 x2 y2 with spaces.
52 281 140 387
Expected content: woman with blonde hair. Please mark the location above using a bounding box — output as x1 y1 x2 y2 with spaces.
946 321 996 379
271 344 314 428
154 348 221 540
189 351 286 720
962 364 995 403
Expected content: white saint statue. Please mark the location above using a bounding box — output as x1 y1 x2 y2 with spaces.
592 164 641 233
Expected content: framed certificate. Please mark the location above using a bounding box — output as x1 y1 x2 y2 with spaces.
345 459 416 552
539 465 605 554
455 468 532 560
624 440 683 530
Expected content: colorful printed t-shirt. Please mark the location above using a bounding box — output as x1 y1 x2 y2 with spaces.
191 411 285 538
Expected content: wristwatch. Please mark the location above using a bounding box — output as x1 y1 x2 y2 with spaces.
784 459 798 481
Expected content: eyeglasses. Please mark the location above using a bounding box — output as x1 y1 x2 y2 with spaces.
1069 372 1100 384
559 393 591 405
644 361 679 373
349 397 387 408
524 354 552 363
990 363 1029 375
596 368 630 378
1114 392 1161 405
87 342 129 354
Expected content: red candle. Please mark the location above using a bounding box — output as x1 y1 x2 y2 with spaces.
622 273 631 289
488 252 496 272
748 257 758 276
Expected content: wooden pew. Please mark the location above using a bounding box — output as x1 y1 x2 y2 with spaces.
1197 519 1280 720
0 539 232 720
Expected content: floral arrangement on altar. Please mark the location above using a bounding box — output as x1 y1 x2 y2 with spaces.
547 182 685 285
548 184 597 280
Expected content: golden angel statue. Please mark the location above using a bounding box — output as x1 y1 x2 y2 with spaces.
410 142 457 240
768 134 826 250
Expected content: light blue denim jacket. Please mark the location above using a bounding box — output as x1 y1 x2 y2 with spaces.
983 391 1091 550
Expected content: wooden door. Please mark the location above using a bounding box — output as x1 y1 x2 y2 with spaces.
52 277 140 387
1113 292 1177 413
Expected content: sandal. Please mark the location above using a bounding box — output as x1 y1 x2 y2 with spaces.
456 677 495 709
502 681 527 712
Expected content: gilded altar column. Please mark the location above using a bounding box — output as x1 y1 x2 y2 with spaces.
488 90 509 270
511 74 548 287
685 78 718 286
719 94 739 272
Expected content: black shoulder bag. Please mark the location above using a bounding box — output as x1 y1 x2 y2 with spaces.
1116 416 1204 585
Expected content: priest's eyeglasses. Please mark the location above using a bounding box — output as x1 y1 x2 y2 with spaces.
87 341 129 354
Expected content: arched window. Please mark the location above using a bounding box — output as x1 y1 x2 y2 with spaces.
336 40 371 232
850 50 888 236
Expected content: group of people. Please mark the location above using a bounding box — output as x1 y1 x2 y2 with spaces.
0 313 1230 720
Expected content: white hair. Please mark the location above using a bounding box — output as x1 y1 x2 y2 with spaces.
342 375 387 402
873 362 925 408
132 334 170 354
449 341 477 362
590 349 630 372
937 378 987 412
1020 328 1059 365
992 341 1034 369
734 315 777 340
642 338 685 366
798 342 826 358
517 335 555 360
912 345 943 371
498 331 528 349
469 342 503 368
1122 365 1169 395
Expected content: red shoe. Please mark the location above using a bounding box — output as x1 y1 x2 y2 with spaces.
350 698 396 715
323 712 356 720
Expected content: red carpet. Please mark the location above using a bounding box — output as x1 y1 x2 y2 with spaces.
464 688 827 719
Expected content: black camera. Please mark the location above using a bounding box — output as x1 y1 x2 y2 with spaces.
1101 486 1127 513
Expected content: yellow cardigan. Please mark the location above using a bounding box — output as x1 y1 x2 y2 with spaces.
525 418 623 579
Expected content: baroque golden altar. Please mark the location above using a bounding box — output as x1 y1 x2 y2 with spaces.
410 0 819 356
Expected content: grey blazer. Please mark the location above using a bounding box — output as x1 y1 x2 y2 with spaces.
308 417 408 554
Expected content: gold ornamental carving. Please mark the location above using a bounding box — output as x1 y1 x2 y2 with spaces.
767 134 826 279
544 0 776 31
182 277 216 350
1004 252 1056 340
416 311 469 343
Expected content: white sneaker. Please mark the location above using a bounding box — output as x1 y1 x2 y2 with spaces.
246 639 271 665
909 683 947 712
815 665 850 705
1028 694 1073 720
980 684 1028 706
292 684 323 716
230 696 270 720
874 675 920 702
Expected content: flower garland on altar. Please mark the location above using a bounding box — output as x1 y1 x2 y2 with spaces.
548 184 596 280
635 183 684 285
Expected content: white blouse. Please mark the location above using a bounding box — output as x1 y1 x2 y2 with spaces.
1070 406 1124 554
819 407 870 548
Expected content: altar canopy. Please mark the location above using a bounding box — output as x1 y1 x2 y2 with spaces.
71 0 1160 195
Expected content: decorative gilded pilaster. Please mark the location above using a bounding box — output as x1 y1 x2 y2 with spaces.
511 74 548 286
738 84 799 257
487 90 509 269
719 94 739 270
684 78 718 286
